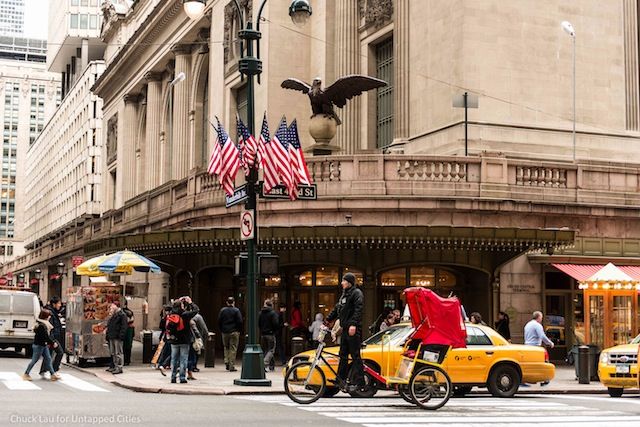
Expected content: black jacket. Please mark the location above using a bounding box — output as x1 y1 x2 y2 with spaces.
167 305 199 345
33 320 55 346
43 304 62 341
258 306 279 336
495 318 511 341
218 306 243 334
106 309 128 341
327 285 363 330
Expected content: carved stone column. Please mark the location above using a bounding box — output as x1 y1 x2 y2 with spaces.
391 0 410 152
122 93 140 202
334 0 360 154
144 72 163 190
171 44 192 180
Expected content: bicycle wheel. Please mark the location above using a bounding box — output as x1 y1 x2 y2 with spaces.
398 384 414 403
409 365 452 410
284 361 326 404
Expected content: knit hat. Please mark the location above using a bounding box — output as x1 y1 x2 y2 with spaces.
342 272 356 286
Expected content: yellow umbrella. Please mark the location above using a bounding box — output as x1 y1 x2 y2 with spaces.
75 254 111 277
75 250 161 276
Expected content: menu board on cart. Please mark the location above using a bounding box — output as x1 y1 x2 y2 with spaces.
81 285 121 333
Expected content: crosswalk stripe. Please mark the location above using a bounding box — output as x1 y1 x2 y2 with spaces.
239 395 640 426
0 372 41 390
58 373 109 392
0 372 109 392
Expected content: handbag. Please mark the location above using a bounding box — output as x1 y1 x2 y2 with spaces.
192 337 204 353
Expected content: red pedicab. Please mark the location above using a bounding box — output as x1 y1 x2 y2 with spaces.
283 287 466 410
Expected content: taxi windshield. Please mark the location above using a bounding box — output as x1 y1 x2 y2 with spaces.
364 324 413 347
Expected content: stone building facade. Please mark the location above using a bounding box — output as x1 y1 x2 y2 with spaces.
6 0 640 359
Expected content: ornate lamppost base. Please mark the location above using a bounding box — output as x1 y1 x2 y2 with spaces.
233 344 272 386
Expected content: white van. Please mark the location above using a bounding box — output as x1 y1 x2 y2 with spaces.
0 289 40 357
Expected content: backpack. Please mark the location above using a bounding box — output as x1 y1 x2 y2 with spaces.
165 313 185 340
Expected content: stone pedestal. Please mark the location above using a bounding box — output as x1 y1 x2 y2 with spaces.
306 114 341 156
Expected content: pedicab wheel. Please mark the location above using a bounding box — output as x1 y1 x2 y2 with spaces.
284 361 326 404
409 365 452 410
398 384 414 403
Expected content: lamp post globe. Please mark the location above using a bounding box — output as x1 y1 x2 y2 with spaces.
183 0 206 20
289 0 312 26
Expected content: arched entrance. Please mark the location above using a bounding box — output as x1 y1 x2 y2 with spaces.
376 264 491 324
193 267 234 333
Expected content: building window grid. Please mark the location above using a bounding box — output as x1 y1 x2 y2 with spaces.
376 37 394 149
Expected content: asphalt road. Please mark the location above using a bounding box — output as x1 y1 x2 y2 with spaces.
2 349 640 427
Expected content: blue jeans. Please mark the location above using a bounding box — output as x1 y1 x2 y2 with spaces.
25 344 54 375
170 343 189 381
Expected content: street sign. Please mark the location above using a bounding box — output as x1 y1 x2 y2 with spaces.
225 184 249 208
260 183 317 200
240 209 255 241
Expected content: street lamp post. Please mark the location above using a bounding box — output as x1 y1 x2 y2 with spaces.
183 0 312 385
561 20 576 162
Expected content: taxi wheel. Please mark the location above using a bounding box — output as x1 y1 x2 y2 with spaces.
487 364 520 398
607 387 624 397
323 387 340 397
452 386 472 397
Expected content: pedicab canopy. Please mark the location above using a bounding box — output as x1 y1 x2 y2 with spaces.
404 287 467 349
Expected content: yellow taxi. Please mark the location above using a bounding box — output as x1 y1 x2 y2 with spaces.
598 334 640 397
286 323 554 398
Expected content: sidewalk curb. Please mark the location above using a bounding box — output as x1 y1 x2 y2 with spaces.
64 362 609 396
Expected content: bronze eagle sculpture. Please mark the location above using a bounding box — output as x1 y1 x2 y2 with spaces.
281 75 387 125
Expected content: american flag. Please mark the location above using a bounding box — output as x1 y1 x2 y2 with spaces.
287 119 312 187
207 120 222 176
257 113 268 168
271 117 294 196
216 117 240 196
237 115 257 174
260 116 280 194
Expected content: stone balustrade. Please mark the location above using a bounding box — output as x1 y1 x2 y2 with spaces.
9 153 640 271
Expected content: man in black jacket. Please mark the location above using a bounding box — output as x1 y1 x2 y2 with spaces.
258 299 279 371
105 301 128 374
166 297 199 384
218 297 243 372
38 296 64 376
326 272 364 392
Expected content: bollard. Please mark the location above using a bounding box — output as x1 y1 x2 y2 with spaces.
578 345 590 384
205 332 215 368
142 330 153 364
291 336 305 357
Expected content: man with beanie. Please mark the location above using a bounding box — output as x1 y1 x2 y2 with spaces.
326 272 364 393
258 299 279 371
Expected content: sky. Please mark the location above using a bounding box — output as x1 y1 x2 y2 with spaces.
23 0 49 40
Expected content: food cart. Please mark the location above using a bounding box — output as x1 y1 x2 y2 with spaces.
65 280 122 367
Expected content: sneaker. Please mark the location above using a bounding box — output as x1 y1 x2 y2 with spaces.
229 366 237 372
225 363 229 371
39 373 49 380
111 369 123 375
171 378 177 384
105 368 115 372
192 368 200 372
157 366 167 377
50 373 61 381
22 374 32 381
180 379 188 384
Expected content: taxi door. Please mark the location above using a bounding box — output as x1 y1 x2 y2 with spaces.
443 326 494 384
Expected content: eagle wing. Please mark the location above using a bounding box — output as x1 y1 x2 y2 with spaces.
323 75 387 108
281 78 312 94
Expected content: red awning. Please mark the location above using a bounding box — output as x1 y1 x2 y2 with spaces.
552 264 640 281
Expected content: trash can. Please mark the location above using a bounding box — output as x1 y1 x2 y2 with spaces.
291 337 305 357
205 332 215 368
141 330 153 364
571 344 600 381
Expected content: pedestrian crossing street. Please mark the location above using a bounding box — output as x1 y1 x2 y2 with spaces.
0 372 109 392
240 394 640 426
